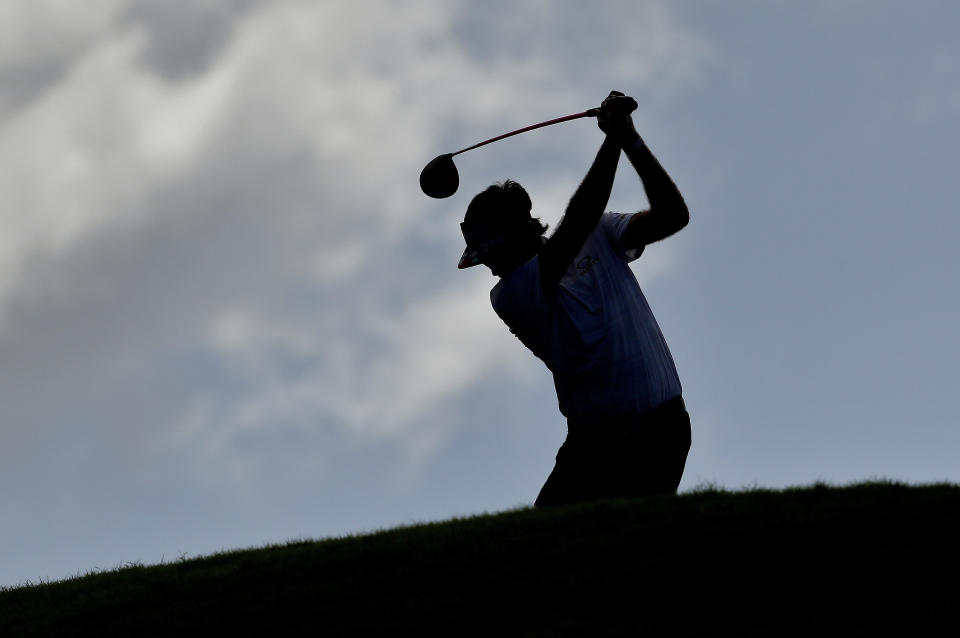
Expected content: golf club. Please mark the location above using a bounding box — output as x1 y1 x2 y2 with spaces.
420 108 599 199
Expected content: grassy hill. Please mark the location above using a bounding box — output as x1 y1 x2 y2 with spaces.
2 481 958 636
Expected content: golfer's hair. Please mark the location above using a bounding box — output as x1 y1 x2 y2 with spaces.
465 180 548 235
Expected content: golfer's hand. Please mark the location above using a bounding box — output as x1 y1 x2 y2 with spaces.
597 90 639 143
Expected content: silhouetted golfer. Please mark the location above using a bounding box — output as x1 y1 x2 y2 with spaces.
458 91 691 506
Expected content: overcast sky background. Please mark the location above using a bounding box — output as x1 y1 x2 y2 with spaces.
2 1 957 587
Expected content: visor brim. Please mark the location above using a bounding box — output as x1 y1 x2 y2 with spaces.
458 248 481 269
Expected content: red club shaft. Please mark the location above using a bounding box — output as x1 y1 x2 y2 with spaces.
451 109 599 157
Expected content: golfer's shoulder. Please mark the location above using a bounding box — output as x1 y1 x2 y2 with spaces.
599 211 633 237
596 212 643 262
491 257 540 310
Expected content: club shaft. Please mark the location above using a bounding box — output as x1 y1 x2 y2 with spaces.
451 109 598 157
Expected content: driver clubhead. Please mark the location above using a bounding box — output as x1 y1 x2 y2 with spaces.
420 153 459 199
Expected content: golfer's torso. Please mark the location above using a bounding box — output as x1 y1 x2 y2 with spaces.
492 214 681 420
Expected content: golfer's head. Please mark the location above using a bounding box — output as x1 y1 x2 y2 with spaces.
458 180 547 273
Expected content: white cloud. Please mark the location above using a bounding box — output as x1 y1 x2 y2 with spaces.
168 276 533 486
0 1 126 89
0 0 710 484
0 31 142 318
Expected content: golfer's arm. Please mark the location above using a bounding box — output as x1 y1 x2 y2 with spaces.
620 136 689 249
539 136 620 289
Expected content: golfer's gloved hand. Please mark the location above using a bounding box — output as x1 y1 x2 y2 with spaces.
597 90 639 143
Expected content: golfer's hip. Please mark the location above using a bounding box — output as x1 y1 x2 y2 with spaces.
566 395 686 438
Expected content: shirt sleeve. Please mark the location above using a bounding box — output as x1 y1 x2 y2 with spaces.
490 256 551 360
600 212 644 263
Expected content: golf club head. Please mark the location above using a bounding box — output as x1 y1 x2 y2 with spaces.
420 153 459 199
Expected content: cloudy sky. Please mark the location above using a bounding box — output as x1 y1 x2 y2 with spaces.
2 1 957 587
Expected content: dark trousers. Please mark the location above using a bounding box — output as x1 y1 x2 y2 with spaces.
534 396 692 507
